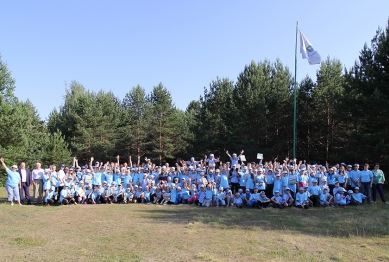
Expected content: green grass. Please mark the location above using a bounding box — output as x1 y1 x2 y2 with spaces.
0 188 389 261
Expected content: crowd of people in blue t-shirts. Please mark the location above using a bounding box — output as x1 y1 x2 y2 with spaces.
1 151 388 208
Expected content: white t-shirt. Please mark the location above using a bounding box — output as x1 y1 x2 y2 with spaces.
57 170 65 186
32 169 44 180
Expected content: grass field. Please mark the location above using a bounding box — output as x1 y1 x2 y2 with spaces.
0 189 389 262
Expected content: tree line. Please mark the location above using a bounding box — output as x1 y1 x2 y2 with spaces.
0 21 388 185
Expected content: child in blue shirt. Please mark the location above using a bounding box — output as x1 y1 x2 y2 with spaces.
273 174 283 196
202 185 213 207
258 191 270 209
308 180 321 207
282 188 294 207
335 188 347 208
45 186 57 206
271 191 284 209
319 188 333 207
233 193 243 208
216 187 226 207
351 187 366 205
295 187 309 209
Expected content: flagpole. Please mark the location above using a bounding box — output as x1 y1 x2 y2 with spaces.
293 21 298 159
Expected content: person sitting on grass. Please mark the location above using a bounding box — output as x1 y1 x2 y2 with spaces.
202 184 213 207
178 186 190 204
346 190 354 205
115 184 125 203
91 186 101 204
197 185 206 206
60 184 76 205
335 188 347 208
319 188 332 207
295 187 309 209
308 179 320 207
169 183 178 204
351 187 366 205
247 187 260 208
152 187 162 204
233 192 243 208
134 185 145 204
282 188 294 207
124 187 134 204
188 184 198 206
216 187 226 207
225 189 234 206
243 188 251 206
0 157 22 206
45 186 57 206
102 184 113 204
258 191 271 209
75 181 86 204
271 190 284 209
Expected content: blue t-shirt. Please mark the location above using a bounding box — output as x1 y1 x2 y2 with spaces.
360 170 373 183
352 193 366 203
6 168 20 187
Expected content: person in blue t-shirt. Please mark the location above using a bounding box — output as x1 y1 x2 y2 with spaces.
319 188 333 207
282 188 294 207
202 184 213 207
308 180 321 207
45 186 57 206
295 187 309 209
351 187 366 205
335 188 347 208
233 192 243 208
1 158 22 206
258 191 270 209
271 191 284 209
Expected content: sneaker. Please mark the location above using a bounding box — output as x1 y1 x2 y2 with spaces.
386 202 389 205
74 202 77 205
10 202 14 206
18 203 22 206
258 206 263 209
373 201 376 204
163 203 166 205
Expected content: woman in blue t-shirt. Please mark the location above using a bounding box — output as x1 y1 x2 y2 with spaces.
1 157 22 205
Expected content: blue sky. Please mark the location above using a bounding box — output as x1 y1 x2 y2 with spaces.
1 1 388 120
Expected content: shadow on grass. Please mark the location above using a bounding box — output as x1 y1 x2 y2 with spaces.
137 203 389 238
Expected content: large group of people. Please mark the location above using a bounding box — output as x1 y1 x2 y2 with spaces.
1 151 388 209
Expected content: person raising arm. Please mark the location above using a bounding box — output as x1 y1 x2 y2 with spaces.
0 157 22 206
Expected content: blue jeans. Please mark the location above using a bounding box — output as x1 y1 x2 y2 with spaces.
372 184 386 202
6 184 20 201
361 182 371 204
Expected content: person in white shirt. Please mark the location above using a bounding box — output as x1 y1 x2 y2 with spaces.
32 162 45 204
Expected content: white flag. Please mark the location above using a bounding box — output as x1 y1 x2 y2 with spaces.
300 31 321 65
